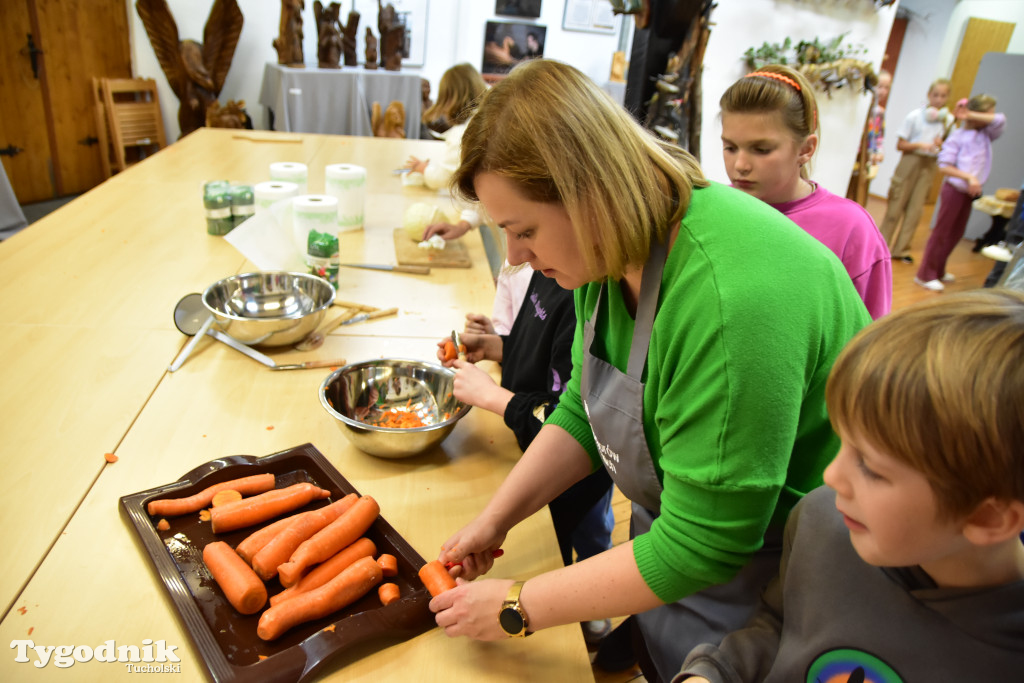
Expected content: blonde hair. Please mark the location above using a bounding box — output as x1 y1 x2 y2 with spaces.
719 64 819 179
968 93 997 112
826 290 1024 519
452 59 707 280
422 63 487 126
929 77 951 94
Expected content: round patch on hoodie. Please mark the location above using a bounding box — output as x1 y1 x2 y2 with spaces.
806 648 904 683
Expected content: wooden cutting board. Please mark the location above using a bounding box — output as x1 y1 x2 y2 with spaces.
393 228 473 268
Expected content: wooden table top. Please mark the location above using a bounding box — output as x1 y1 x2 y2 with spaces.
0 129 592 681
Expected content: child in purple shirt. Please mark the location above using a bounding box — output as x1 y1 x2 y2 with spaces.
720 64 891 319
915 94 1007 291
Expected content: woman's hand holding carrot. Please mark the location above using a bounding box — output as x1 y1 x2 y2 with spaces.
438 525 505 581
430 578 517 641
436 332 498 367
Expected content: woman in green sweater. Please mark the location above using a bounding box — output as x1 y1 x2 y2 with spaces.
428 59 870 682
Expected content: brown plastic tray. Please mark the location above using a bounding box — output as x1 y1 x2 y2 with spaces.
120 443 436 683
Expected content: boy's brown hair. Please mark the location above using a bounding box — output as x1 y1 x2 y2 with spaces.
928 77 951 94
826 290 1024 520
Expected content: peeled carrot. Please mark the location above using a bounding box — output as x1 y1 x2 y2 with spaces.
257 555 383 641
235 515 301 565
378 582 400 606
377 553 398 577
270 537 377 607
212 489 242 507
418 559 457 597
251 494 359 581
203 541 267 615
277 495 380 587
147 474 276 517
211 482 331 534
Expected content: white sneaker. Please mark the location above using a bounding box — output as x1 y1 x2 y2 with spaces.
941 272 956 283
914 277 944 292
982 244 1013 262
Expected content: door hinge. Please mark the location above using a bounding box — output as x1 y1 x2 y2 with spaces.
0 145 25 157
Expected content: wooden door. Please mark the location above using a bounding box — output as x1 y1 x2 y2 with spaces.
36 0 132 196
0 0 54 203
0 0 131 204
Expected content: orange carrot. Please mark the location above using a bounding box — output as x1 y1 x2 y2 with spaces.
257 555 383 641
211 483 331 534
270 537 377 607
212 489 242 507
377 553 398 577
199 509 212 522
378 582 400 606
203 541 267 615
156 519 170 531
277 495 380 587
147 474 276 517
367 409 426 429
418 559 456 597
442 340 457 361
251 494 358 581
235 515 302 565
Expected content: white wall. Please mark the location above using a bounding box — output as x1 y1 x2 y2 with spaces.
697 0 898 196
129 0 625 141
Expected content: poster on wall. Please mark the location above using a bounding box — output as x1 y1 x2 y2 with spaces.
482 21 546 81
562 0 617 34
495 0 542 18
353 0 428 67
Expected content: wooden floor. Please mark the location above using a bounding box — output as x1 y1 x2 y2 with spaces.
591 196 997 683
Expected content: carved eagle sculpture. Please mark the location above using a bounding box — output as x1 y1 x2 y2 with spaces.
136 0 244 137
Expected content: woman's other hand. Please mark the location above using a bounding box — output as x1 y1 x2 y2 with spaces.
423 220 473 241
430 578 516 640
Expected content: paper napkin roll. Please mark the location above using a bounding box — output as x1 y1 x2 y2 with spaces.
324 163 366 233
269 162 308 195
254 180 299 214
293 194 340 285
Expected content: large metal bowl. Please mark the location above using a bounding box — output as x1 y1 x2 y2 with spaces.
319 359 471 459
202 272 335 346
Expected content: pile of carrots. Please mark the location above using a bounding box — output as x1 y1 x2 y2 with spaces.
366 409 427 429
146 474 438 642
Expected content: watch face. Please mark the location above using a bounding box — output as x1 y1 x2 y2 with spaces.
499 606 525 634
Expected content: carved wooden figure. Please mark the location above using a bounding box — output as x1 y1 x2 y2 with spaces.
364 28 378 69
273 0 305 66
205 99 249 128
342 11 361 67
377 0 404 71
371 101 405 138
136 0 243 137
314 1 343 69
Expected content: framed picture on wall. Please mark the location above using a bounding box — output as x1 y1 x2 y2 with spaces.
562 0 618 34
495 0 542 18
482 21 546 81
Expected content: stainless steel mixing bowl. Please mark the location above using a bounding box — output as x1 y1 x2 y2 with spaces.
202 272 335 346
319 358 471 458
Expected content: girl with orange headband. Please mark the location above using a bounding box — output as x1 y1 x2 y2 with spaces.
719 64 892 319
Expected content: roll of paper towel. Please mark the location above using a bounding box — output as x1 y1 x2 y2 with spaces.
254 180 299 214
269 162 308 195
293 194 340 285
325 163 366 233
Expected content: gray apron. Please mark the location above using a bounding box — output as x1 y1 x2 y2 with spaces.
581 240 782 682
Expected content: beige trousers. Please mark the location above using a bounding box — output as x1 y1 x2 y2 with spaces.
878 153 938 258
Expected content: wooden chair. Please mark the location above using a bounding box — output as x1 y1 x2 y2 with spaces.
92 77 167 178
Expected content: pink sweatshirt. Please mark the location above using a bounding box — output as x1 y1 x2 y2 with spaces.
771 184 892 319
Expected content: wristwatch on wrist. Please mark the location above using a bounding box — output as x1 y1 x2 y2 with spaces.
497 581 531 637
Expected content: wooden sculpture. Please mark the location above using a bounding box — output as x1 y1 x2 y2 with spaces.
371 101 406 138
377 1 405 71
205 99 250 128
273 0 305 66
342 11 361 67
315 1 343 69
136 0 243 137
364 28 379 69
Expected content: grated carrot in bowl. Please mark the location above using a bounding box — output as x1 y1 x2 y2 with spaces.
365 409 426 429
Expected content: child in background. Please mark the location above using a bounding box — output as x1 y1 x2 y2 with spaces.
720 64 892 319
865 69 891 167
878 78 954 264
440 268 616 645
676 290 1024 683
915 94 1006 291
404 63 488 239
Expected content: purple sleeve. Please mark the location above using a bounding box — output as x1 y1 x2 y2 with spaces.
984 112 1007 140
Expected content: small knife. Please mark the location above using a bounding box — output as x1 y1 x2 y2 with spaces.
340 263 430 275
342 307 399 326
207 329 345 370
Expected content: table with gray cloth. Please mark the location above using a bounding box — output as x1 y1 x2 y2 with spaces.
259 62 422 139
0 163 28 241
